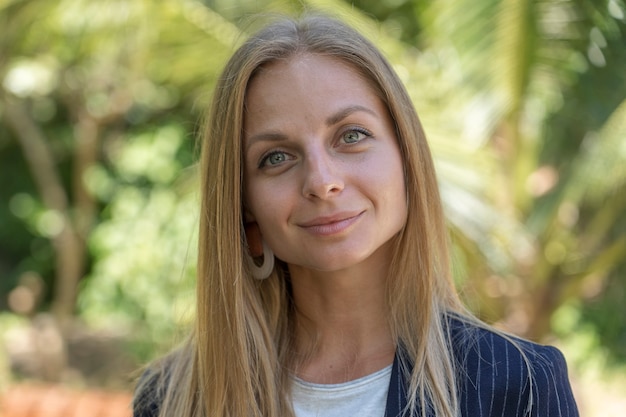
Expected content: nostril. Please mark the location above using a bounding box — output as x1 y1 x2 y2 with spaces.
327 184 341 193
301 153 345 199
303 179 344 199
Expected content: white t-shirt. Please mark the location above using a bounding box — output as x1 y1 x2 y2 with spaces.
291 365 392 417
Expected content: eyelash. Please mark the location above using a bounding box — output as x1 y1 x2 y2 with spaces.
258 150 290 168
257 126 373 168
340 126 372 144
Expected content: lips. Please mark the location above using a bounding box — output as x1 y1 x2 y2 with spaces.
298 211 364 236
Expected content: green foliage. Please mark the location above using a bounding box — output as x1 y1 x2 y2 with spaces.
0 0 236 349
78 124 199 357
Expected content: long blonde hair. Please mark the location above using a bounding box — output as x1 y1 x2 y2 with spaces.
137 14 469 417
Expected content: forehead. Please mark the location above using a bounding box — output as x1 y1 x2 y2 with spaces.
244 53 386 122
259 52 379 91
253 52 361 78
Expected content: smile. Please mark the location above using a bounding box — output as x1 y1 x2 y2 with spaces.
299 211 364 236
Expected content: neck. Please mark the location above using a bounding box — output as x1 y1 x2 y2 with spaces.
289 259 395 383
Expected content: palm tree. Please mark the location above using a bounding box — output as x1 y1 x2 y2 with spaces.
414 0 626 340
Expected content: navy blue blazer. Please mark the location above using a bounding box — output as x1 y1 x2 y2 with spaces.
134 319 579 417
385 319 579 417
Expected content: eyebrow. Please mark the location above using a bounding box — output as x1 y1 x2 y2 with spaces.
245 105 378 149
325 105 378 126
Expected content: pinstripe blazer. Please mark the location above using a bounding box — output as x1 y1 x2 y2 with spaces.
385 318 579 417
134 318 579 417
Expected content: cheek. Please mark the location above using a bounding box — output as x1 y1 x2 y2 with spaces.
375 150 408 220
385 174 408 218
244 180 290 227
370 149 406 193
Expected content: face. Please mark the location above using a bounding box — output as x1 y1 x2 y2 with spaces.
243 53 407 273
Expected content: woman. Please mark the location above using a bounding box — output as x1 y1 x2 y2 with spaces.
134 14 579 417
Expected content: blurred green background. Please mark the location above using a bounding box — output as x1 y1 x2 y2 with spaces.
1 0 625 414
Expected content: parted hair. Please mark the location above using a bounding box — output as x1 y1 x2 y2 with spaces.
135 14 470 417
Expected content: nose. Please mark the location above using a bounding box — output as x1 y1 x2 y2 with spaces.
302 151 344 199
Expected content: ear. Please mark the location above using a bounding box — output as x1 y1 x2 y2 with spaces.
242 203 256 222
244 222 264 257
243 212 255 223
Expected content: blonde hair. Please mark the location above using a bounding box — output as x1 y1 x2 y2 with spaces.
136 14 476 417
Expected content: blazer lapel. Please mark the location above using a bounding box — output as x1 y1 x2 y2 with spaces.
384 352 409 417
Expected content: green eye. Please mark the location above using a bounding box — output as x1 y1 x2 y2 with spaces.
268 153 286 164
260 151 289 167
343 131 361 143
341 128 371 144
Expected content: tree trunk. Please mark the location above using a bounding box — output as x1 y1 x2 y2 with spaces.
3 97 88 321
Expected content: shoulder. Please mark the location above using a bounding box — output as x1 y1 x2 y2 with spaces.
133 345 187 417
446 315 579 417
447 316 563 379
133 364 167 417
